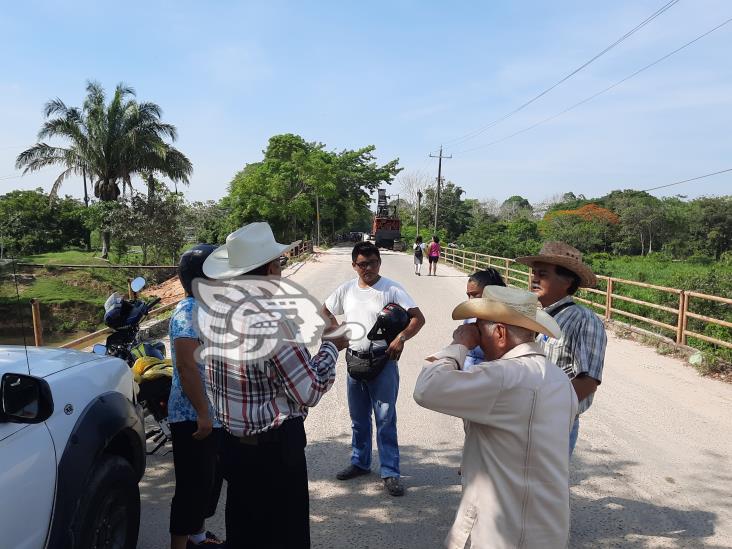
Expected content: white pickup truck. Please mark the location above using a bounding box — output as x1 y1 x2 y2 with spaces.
0 345 146 549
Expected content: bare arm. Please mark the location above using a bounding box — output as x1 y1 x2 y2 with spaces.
572 375 599 402
321 305 338 330
401 307 425 340
386 307 426 358
174 337 212 439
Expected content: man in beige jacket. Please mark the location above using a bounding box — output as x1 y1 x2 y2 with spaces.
414 286 578 549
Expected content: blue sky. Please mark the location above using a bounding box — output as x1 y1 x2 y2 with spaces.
1 0 730 206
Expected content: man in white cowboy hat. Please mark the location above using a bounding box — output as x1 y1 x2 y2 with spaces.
414 286 578 549
198 222 349 549
516 241 607 456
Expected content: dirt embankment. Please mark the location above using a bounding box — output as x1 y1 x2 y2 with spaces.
143 276 184 306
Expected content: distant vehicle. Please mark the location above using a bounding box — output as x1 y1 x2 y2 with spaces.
370 189 401 250
0 345 145 549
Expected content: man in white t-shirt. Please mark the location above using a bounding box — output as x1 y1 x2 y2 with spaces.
323 241 425 496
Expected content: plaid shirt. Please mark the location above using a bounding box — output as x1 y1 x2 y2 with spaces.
205 337 337 437
538 296 607 415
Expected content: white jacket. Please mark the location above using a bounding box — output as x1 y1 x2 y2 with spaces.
414 342 578 549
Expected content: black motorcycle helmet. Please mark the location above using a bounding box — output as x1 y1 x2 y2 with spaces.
178 244 217 296
367 303 410 343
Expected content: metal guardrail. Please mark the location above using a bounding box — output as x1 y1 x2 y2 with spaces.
440 247 732 351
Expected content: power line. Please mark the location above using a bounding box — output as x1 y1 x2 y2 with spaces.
452 15 732 156
641 168 732 192
443 0 681 147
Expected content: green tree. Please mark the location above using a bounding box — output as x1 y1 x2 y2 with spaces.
227 134 400 242
0 189 87 256
16 81 192 257
422 181 472 239
107 189 188 264
188 200 233 245
689 197 732 259
500 195 533 220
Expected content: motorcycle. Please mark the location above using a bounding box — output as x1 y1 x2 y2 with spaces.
93 276 173 455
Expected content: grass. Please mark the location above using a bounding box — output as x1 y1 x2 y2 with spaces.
584 253 732 287
21 276 102 304
20 248 110 265
441 249 732 371
1 250 178 346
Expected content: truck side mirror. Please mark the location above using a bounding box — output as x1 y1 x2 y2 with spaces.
0 373 54 424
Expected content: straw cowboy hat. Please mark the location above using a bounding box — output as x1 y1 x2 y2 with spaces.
515 241 597 288
202 222 295 279
452 286 561 338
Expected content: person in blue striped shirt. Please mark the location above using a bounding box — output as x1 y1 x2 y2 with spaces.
517 241 607 457
462 269 506 371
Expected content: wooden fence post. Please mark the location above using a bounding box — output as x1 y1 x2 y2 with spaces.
504 259 510 283
31 299 43 347
605 278 614 321
127 278 134 300
677 291 688 345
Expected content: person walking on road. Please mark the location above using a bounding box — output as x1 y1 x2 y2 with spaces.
516 241 607 457
199 222 348 549
168 244 225 549
323 241 425 497
413 235 426 275
414 286 578 549
427 235 441 276
462 269 506 371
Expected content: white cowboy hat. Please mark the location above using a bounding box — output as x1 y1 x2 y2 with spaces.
202 222 295 280
515 241 597 288
452 286 561 338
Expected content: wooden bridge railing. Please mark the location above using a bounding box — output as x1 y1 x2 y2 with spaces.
440 247 732 352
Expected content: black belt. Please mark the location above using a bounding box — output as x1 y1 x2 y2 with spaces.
347 348 386 360
229 416 303 446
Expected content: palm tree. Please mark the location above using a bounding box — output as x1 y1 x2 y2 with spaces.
16 81 192 257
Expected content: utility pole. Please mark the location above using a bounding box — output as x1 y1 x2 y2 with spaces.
315 192 321 247
429 146 451 234
416 190 422 236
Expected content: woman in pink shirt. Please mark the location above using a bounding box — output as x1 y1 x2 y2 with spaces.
427 235 441 276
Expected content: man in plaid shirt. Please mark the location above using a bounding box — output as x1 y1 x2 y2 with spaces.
199 223 348 549
517 241 607 457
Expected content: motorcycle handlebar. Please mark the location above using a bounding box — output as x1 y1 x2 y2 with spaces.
146 297 162 311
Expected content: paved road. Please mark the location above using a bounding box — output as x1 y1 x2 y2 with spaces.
138 245 732 548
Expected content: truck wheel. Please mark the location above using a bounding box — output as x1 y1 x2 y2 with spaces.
72 455 140 549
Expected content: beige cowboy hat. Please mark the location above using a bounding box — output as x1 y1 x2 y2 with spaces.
515 241 597 288
202 222 295 280
452 286 561 338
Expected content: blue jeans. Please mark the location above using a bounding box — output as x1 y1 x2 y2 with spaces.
569 416 580 457
347 359 400 478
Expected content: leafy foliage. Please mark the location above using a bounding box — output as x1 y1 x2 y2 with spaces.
16 81 191 256
227 134 401 242
0 189 88 256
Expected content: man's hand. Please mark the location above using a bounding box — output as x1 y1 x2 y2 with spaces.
451 324 480 349
386 336 405 359
322 323 350 351
192 415 213 440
